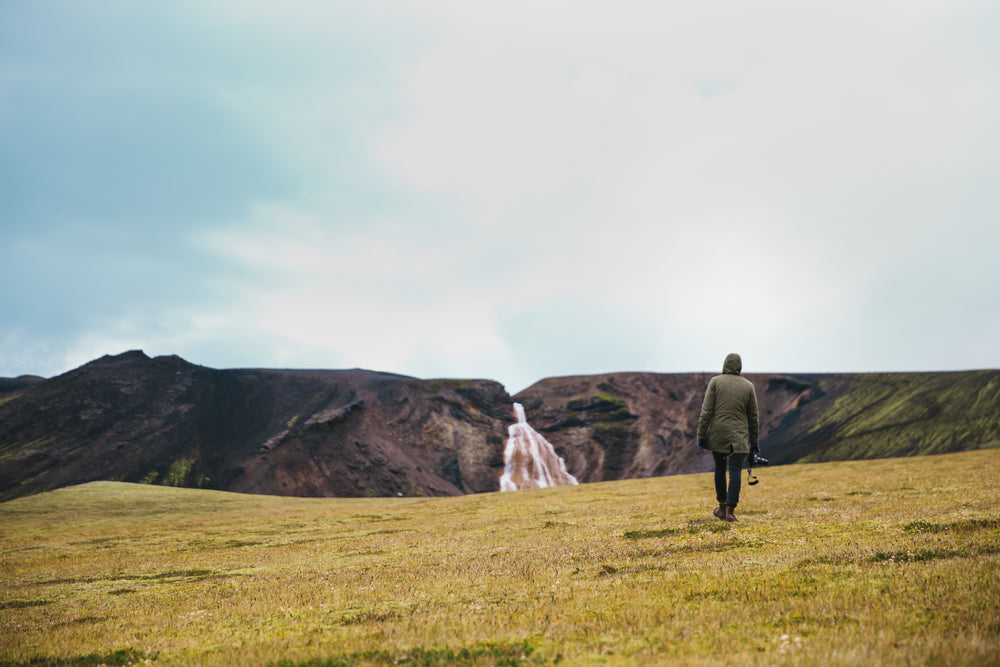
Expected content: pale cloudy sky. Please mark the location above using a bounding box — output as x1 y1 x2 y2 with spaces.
2 1 998 393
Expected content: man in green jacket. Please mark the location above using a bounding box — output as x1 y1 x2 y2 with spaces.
697 353 760 522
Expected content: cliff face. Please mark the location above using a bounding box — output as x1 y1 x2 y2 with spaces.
512 371 826 480
2 352 998 502
0 352 512 502
227 371 511 498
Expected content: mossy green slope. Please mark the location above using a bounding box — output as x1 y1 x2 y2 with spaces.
2 451 998 666
787 370 1000 462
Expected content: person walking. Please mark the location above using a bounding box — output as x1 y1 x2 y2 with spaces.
697 353 760 522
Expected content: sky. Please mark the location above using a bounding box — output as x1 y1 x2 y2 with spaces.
2 1 999 394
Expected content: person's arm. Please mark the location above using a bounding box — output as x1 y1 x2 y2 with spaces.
747 387 760 454
696 379 717 449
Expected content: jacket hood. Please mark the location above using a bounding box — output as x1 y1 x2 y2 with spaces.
722 353 742 375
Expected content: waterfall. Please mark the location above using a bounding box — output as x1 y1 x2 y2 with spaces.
500 403 578 491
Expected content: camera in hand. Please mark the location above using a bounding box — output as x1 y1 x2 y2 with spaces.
747 450 768 486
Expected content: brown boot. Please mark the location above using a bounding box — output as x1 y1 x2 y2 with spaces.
713 503 727 520
724 506 738 522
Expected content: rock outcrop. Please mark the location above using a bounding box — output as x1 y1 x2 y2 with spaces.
0 351 512 501
512 371 824 480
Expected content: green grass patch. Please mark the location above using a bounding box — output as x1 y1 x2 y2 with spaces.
623 521 732 539
904 518 1000 533
566 392 628 412
866 546 1000 563
162 457 197 487
0 599 54 610
0 648 150 667
269 640 539 666
0 391 23 408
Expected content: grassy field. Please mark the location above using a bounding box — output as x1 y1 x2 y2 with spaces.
1 451 998 666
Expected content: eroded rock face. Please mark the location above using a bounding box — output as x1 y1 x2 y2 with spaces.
514 373 718 481
0 352 512 501
228 374 511 498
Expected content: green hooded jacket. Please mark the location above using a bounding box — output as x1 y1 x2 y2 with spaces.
697 353 760 454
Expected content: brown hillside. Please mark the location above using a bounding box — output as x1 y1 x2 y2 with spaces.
2 352 998 501
0 352 512 502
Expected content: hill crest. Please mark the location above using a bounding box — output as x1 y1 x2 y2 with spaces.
2 351 998 501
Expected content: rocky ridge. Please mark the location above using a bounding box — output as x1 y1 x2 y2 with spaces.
0 352 511 501
1 351 998 501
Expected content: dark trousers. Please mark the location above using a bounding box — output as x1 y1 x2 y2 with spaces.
713 451 747 508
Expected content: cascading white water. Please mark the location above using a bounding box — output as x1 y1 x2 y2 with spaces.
500 403 578 491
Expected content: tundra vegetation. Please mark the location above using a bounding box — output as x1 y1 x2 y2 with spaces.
1 451 998 666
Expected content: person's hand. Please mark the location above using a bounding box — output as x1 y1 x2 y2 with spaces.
751 442 760 456
697 437 706 451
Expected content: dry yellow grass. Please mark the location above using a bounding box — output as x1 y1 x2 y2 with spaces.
1 450 998 666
